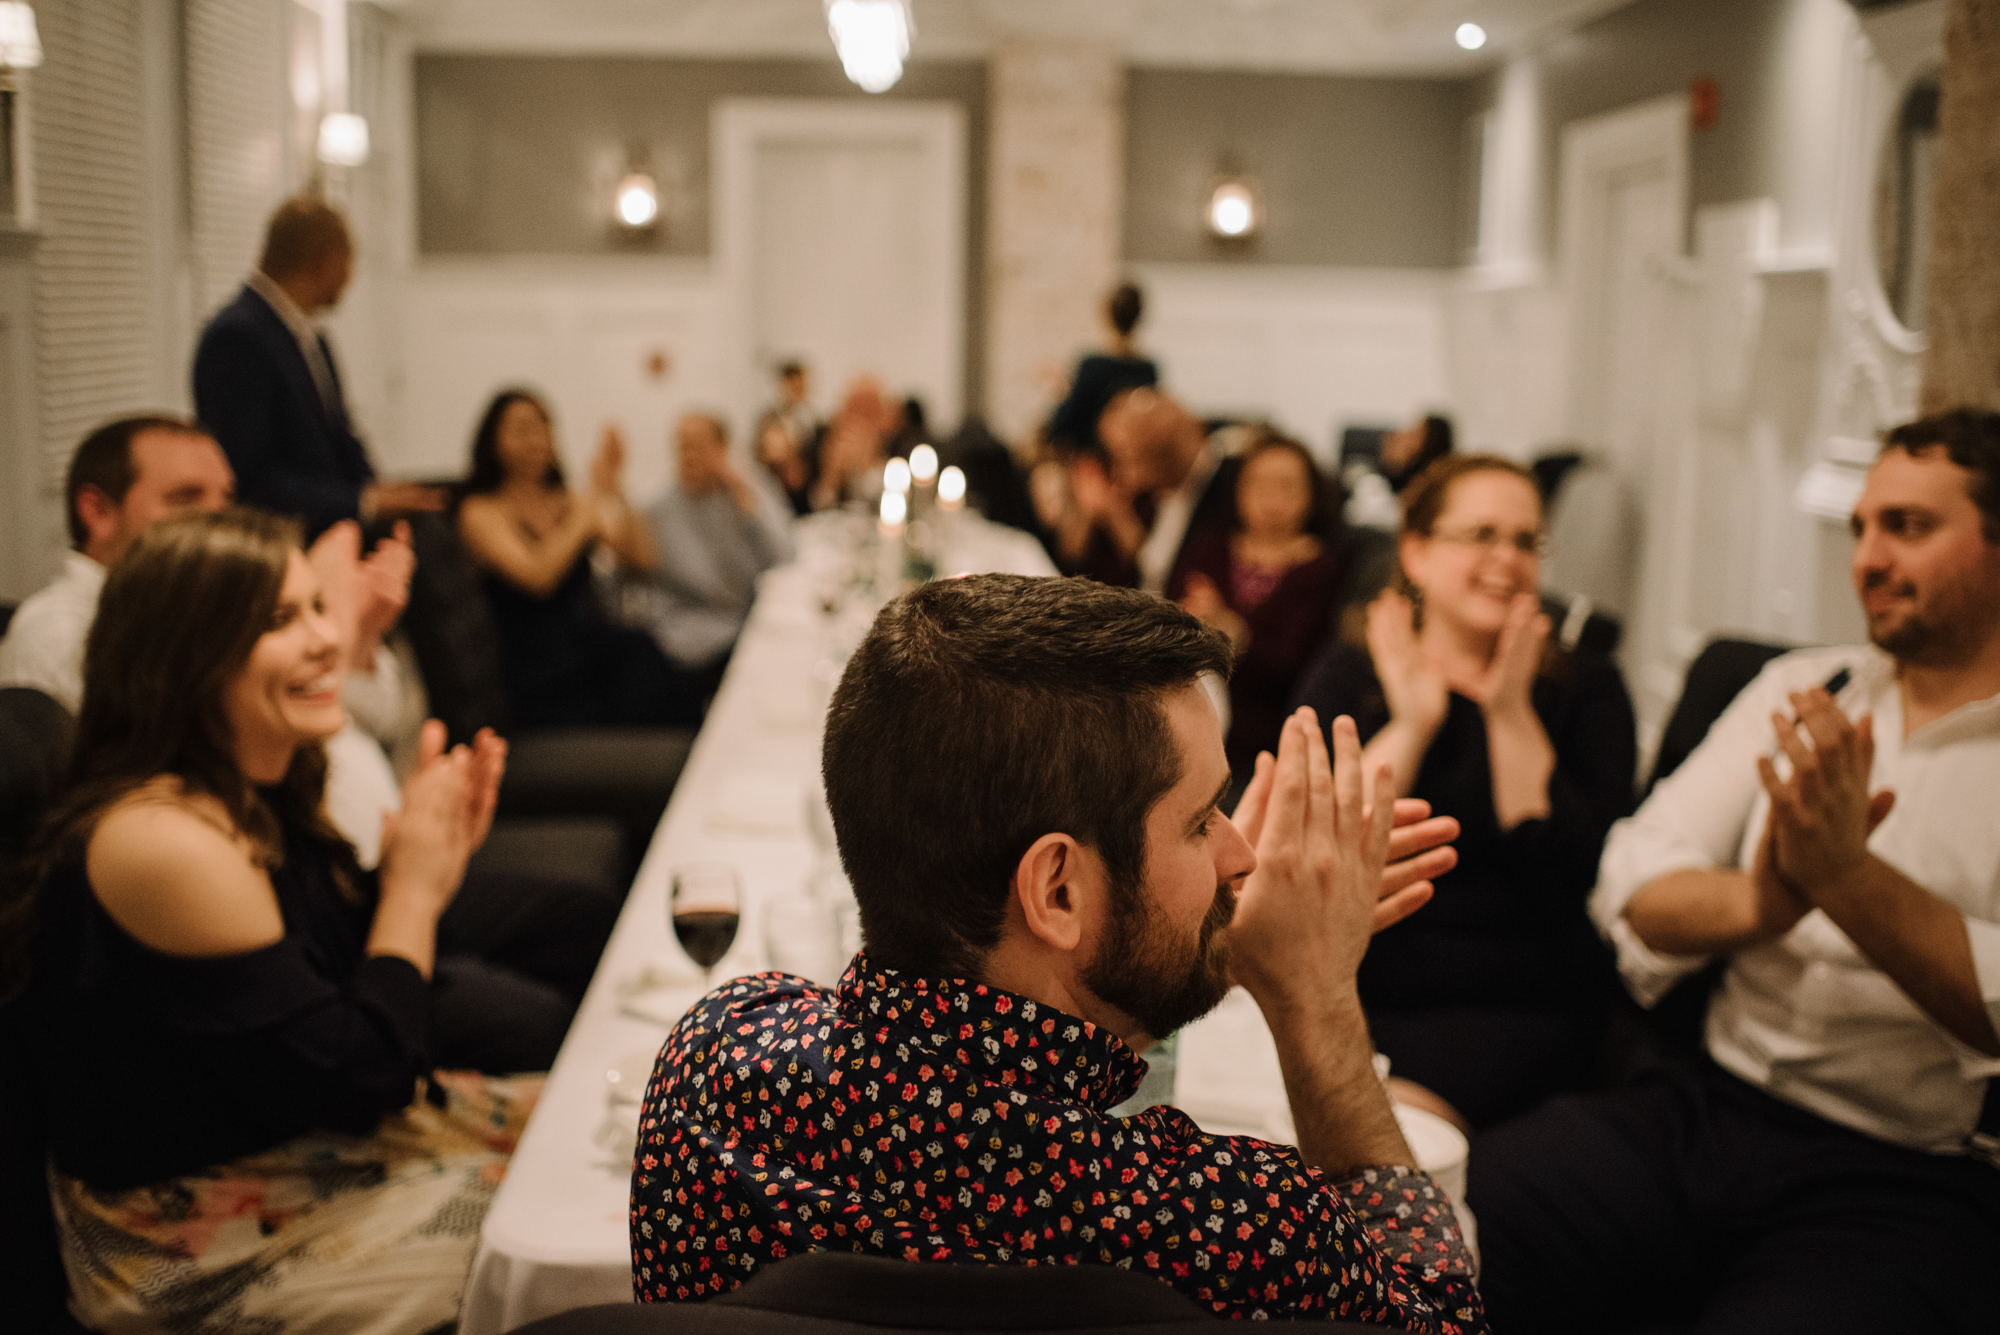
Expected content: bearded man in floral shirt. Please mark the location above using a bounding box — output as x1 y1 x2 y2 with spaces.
631 574 1487 1331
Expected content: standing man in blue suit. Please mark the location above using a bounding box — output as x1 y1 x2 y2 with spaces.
194 196 444 535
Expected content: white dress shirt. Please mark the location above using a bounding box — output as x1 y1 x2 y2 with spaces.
1136 443 1220 595
1592 644 2000 1154
0 551 106 710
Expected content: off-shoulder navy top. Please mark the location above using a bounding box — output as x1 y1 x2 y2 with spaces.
27 805 431 1189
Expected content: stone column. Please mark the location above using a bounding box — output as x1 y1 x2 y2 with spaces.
985 40 1123 444
1921 0 2000 413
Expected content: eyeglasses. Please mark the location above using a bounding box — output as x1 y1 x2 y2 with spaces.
1428 524 1545 557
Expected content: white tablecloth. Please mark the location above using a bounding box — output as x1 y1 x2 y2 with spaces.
458 516 1469 1333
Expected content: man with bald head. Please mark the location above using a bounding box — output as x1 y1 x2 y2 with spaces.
194 195 443 535
1067 387 1236 593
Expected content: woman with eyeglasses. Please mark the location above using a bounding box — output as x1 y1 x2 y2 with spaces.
1292 454 1636 1130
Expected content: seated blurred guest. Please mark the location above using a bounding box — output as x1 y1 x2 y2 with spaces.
752 410 813 516
1171 432 1344 780
762 359 818 462
16 508 524 1335
193 195 444 535
885 394 931 459
634 574 1481 1326
625 412 794 689
1047 281 1159 455
1292 455 1634 1129
1344 414 1454 534
1059 388 1234 592
1471 412 2000 1334
807 376 895 512
457 389 701 728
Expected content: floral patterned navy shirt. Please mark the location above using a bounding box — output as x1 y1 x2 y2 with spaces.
631 957 1486 1329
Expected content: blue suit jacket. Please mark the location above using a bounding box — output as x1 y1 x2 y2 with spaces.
193 284 375 534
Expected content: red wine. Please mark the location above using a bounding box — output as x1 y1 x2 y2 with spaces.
674 910 740 970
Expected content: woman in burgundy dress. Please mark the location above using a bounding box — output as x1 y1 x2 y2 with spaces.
1171 432 1343 782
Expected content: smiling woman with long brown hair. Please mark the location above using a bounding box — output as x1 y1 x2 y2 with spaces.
17 508 530 1334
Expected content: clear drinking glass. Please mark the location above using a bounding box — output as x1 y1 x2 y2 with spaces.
669 863 742 989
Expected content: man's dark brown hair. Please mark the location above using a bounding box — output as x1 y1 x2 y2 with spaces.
64 415 207 549
822 575 1232 980
258 195 351 279
1883 408 2000 540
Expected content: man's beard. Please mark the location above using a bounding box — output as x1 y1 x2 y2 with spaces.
1863 570 1984 665
1082 878 1238 1042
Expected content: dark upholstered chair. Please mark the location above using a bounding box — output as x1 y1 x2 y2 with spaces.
515 1250 1396 1333
399 513 694 872
0 687 89 1334
1646 637 1797 795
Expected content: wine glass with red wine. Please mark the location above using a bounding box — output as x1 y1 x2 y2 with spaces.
670 864 742 989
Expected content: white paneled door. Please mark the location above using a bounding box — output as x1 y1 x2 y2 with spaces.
714 100 965 434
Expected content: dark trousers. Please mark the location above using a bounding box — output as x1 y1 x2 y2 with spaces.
428 868 621 1075
1468 1056 2000 1335
1369 1005 1604 1130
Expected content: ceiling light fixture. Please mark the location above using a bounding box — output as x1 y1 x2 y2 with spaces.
317 112 370 167
1206 178 1261 240
0 2 43 70
1455 22 1487 51
824 0 912 94
615 171 660 229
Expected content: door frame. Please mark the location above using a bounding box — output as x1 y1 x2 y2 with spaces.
711 97 967 433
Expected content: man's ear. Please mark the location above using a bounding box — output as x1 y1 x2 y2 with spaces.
1011 833 1090 954
73 485 121 557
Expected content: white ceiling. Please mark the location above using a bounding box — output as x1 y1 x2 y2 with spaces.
402 0 1641 75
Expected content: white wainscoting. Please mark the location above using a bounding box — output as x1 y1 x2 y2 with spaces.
1124 263 1455 461
387 258 727 508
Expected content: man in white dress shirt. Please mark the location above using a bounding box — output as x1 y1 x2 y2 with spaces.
0 417 236 704
1470 408 2000 1334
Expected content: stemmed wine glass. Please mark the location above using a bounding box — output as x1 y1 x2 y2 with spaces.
670 864 742 989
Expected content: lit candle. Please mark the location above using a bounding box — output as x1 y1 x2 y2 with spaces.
884 457 912 495
879 488 907 536
909 443 938 485
938 465 966 512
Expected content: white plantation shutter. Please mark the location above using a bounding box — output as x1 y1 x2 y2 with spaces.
28 0 153 492
185 0 288 322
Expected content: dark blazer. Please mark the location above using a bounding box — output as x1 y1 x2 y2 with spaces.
193 284 375 535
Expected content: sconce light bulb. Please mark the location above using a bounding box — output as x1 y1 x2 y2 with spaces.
1206 181 1258 239
909 443 938 484
317 113 370 167
1455 23 1487 51
884 457 912 495
616 173 660 228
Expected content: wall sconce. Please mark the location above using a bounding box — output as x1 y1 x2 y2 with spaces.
615 171 660 230
824 0 912 94
1205 176 1262 240
317 112 369 167
0 3 42 71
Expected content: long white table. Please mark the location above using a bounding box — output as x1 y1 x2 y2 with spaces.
458 516 1468 1334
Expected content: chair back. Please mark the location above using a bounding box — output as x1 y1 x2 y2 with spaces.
401 512 517 745
1647 637 1795 794
517 1249 1394 1332
0 686 87 1334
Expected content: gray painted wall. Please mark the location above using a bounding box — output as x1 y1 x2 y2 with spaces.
1122 69 1468 268
1467 0 1846 255
415 55 989 409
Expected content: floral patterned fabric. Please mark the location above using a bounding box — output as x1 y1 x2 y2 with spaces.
53 1071 540 1335
631 958 1486 1330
